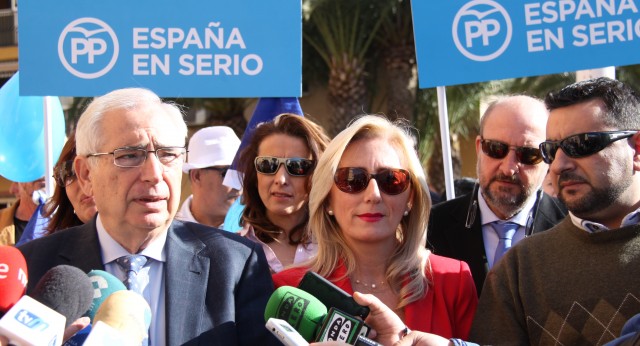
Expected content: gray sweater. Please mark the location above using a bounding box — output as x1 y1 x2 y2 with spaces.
470 218 640 345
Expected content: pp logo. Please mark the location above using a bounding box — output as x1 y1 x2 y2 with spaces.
58 17 119 79
452 0 512 62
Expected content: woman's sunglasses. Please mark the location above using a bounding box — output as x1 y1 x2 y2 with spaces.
334 167 411 195
480 139 544 165
254 156 315 176
539 130 637 164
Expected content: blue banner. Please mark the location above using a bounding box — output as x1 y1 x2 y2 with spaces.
19 0 301 97
411 0 640 87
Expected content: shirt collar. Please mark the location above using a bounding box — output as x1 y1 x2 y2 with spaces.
477 187 537 227
96 214 167 264
569 208 640 233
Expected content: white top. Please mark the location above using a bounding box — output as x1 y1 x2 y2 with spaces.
175 195 197 224
239 224 317 273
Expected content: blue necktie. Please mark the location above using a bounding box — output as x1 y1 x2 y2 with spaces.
493 222 518 266
115 255 147 294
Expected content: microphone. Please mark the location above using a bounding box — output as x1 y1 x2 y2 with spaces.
85 270 126 321
92 290 152 345
297 271 370 319
0 295 66 346
0 246 28 314
31 265 94 328
82 321 139 346
265 286 371 344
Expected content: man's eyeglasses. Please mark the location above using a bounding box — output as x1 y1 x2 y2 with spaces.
202 166 230 177
87 147 187 168
254 156 314 176
54 160 76 187
334 167 411 195
480 139 544 165
539 130 637 164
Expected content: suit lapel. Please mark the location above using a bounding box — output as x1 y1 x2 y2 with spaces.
57 218 104 272
531 194 568 235
442 191 489 293
165 222 210 345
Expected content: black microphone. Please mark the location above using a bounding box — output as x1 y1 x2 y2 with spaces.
297 271 370 319
31 265 94 328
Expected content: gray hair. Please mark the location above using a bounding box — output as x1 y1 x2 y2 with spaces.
75 88 187 156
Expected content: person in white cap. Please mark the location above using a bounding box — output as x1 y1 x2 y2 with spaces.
176 126 241 228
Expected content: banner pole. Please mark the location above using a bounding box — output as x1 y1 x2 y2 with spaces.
437 86 455 201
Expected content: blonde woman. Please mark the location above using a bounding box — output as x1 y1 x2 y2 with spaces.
272 115 477 341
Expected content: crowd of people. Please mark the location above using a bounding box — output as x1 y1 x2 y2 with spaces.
1 76 640 346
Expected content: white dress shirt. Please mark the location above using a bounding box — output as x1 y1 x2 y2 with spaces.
477 189 537 268
96 215 167 346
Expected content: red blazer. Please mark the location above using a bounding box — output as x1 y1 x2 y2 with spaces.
272 254 477 339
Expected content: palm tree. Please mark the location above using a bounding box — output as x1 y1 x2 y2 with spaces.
376 0 416 122
304 0 390 136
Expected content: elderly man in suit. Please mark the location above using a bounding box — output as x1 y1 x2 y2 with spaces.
19 88 277 346
428 95 567 295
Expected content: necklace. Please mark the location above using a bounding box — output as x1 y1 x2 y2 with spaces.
353 277 387 290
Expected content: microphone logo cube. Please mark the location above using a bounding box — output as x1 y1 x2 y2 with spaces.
276 292 310 329
316 308 362 343
327 315 350 342
14 309 50 331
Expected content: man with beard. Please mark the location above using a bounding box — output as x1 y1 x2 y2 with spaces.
470 77 640 345
428 95 567 295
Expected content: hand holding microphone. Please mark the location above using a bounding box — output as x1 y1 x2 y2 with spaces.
351 292 407 346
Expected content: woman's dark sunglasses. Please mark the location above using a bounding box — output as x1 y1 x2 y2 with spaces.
254 156 314 176
539 130 637 164
480 139 544 165
53 160 76 187
334 167 411 195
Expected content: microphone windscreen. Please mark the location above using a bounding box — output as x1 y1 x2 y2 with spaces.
31 264 94 327
93 290 152 345
85 270 126 321
0 246 28 313
264 286 327 341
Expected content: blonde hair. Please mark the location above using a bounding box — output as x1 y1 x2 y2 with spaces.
308 115 432 308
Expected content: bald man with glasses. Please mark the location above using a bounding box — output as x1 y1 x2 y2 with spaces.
470 78 640 345
18 88 278 346
428 95 567 296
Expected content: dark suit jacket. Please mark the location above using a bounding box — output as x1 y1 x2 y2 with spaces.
427 190 567 296
18 217 278 346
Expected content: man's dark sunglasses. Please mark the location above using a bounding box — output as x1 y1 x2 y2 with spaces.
254 156 314 176
539 130 637 164
480 139 544 165
334 167 411 195
202 166 230 177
